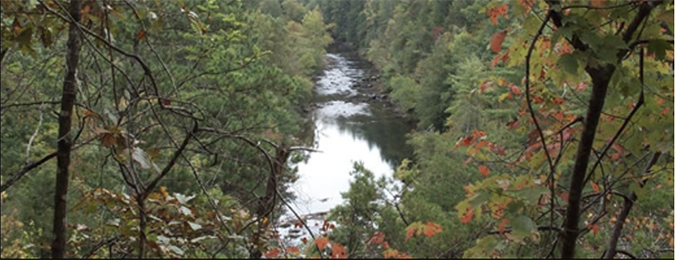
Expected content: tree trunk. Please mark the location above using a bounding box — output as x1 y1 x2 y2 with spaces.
51 0 82 258
605 152 661 259
560 65 615 259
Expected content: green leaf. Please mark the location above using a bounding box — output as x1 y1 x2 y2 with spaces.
511 215 536 241
647 39 672 60
557 53 578 75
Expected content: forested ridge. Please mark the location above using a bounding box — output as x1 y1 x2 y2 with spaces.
1 0 673 259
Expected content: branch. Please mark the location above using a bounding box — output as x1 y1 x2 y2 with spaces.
605 152 661 259
141 122 196 200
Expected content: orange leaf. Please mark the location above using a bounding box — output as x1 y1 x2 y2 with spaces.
423 222 443 238
315 237 329 250
487 4 509 25
478 165 490 177
590 0 606 8
475 140 490 150
382 241 390 249
369 232 385 245
265 248 280 258
331 242 347 259
498 218 509 235
286 247 300 254
405 226 417 241
591 181 600 193
490 30 508 53
460 207 474 224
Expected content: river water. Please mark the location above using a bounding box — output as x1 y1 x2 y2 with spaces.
287 51 413 218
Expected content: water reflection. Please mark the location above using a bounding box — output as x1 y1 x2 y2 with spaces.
290 53 412 215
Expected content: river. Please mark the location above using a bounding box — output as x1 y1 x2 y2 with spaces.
277 50 413 242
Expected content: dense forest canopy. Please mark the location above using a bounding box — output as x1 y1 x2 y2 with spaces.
1 0 673 259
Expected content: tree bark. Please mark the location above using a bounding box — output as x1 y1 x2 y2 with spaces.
51 0 82 258
557 1 660 257
560 65 615 259
605 152 661 259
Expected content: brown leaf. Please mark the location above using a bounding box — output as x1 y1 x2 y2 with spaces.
490 30 508 53
137 29 146 40
101 133 116 148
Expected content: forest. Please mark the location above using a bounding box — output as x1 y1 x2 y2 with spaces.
0 0 673 259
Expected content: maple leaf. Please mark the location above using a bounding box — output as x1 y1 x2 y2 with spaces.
265 248 280 258
475 140 490 150
460 207 475 224
591 181 600 193
369 232 385 245
490 30 508 53
509 84 522 95
478 165 490 177
405 226 417 241
498 218 510 235
487 4 508 25
423 222 443 238
315 237 329 250
331 242 347 259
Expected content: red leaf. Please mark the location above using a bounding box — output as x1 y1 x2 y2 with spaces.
490 144 507 156
286 247 300 254
491 54 501 69
518 0 534 14
475 140 490 150
490 30 508 53
502 49 510 63
302 237 308 245
137 29 146 40
510 84 522 95
506 119 520 130
478 165 490 177
265 249 280 258
560 192 569 203
533 95 544 104
315 237 329 250
590 223 600 235
480 81 493 93
553 97 564 105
